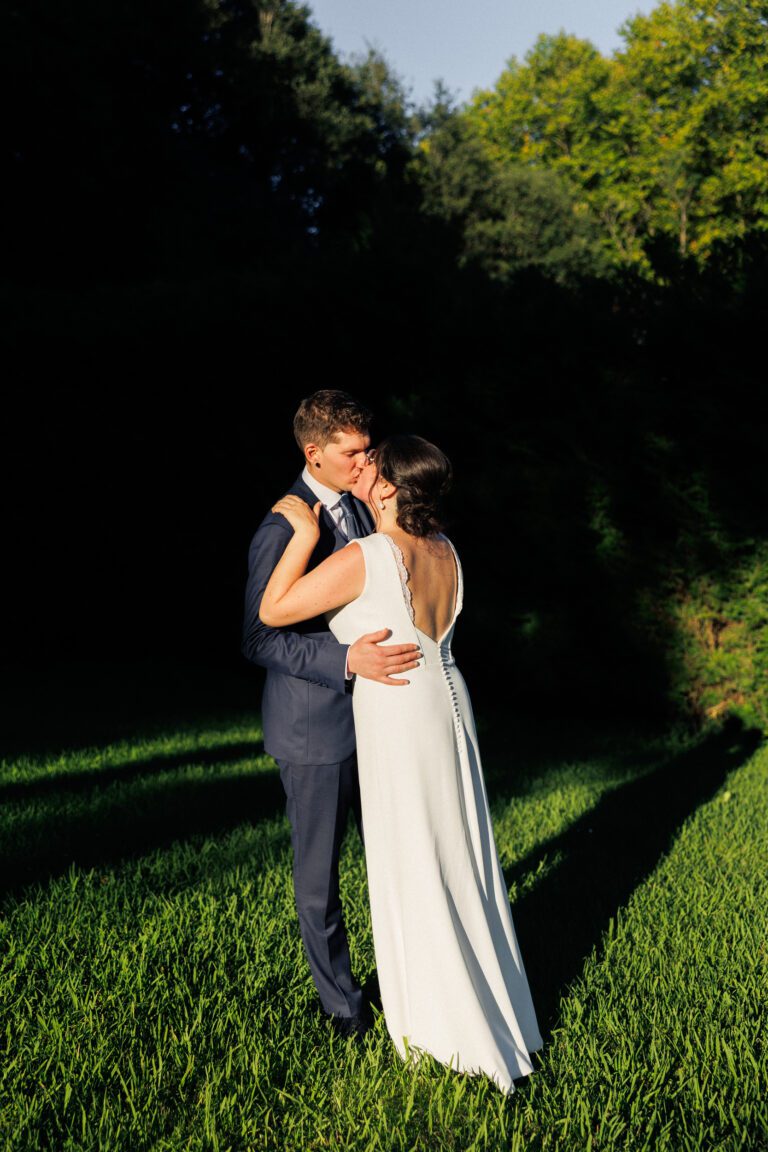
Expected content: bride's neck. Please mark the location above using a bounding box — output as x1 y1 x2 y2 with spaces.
376 506 402 536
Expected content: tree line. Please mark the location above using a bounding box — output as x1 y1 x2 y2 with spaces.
5 0 768 730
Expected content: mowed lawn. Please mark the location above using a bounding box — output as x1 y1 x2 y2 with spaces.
1 712 766 1151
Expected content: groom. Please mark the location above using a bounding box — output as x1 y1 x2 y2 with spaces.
242 390 420 1040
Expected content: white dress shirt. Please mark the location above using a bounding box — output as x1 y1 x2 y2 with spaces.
302 467 350 535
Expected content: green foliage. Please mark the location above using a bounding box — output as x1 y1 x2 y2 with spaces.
619 0 768 265
454 2 768 278
663 541 768 729
600 436 768 733
1 717 765 1148
463 32 644 274
419 140 606 284
6 0 768 743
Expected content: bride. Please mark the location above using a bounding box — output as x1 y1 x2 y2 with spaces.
260 434 542 1093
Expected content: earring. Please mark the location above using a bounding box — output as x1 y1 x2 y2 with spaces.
377 499 385 510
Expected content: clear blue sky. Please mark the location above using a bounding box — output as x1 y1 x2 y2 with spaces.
306 0 656 105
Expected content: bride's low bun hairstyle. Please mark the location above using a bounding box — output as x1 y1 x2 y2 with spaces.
375 435 452 538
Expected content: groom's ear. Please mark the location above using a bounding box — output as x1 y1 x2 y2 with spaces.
304 441 322 468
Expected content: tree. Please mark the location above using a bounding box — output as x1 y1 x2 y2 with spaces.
464 34 633 272
455 4 768 277
416 93 605 284
4 0 420 280
618 0 768 265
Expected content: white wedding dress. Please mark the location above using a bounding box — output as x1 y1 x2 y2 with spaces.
327 532 542 1093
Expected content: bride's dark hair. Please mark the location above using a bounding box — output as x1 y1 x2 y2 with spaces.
375 435 452 537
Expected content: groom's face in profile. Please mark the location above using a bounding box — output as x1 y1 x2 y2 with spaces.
306 428 371 493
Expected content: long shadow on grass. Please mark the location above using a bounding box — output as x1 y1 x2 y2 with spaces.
505 715 762 1038
0 747 287 901
0 741 265 802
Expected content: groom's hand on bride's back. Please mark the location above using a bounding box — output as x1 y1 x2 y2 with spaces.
348 629 421 685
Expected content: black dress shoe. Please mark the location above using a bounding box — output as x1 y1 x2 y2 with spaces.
327 1008 373 1042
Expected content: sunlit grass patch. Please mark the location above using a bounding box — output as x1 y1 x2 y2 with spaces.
1 718 765 1149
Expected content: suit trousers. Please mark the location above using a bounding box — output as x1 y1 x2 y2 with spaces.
276 752 365 1018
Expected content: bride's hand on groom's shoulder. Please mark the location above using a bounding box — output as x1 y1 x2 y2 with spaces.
272 496 322 540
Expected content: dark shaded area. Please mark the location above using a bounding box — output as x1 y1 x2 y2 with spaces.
7 257 766 733
505 715 763 1036
0 741 285 901
4 0 768 739
0 660 259 761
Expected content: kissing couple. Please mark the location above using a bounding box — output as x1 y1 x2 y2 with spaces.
242 389 542 1094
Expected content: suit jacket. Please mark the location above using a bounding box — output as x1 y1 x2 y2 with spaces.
242 473 373 765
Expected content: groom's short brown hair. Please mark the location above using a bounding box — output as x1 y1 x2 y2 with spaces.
293 390 373 451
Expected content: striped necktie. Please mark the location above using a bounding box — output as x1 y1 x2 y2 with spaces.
338 493 366 540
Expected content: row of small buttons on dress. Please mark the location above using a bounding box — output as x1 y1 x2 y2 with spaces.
439 640 465 752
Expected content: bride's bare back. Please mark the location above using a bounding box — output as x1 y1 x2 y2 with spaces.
384 530 458 644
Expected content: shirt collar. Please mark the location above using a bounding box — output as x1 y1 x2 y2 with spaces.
302 466 345 510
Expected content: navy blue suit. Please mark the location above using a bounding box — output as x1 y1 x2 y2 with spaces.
242 473 373 1017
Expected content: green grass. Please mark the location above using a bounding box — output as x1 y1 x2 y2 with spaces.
1 711 766 1150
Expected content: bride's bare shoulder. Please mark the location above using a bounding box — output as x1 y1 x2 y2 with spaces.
426 533 456 558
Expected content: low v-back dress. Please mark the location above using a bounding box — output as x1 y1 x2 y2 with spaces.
326 532 542 1093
